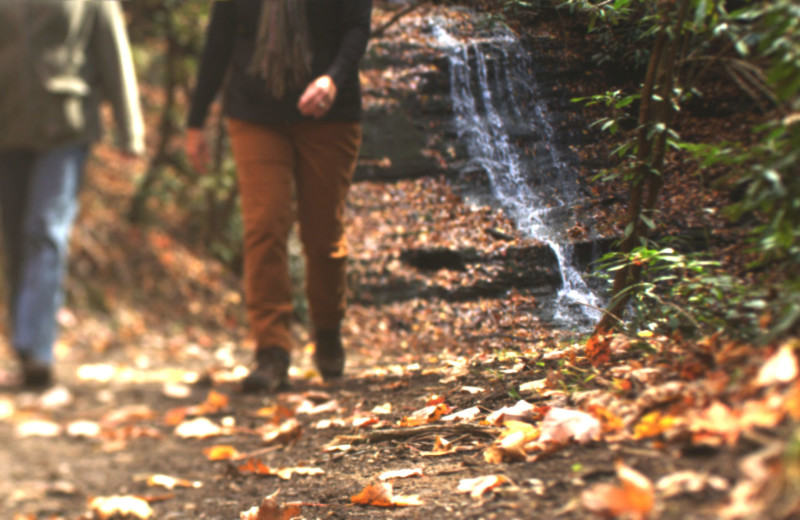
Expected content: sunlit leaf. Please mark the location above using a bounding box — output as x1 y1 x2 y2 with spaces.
16 419 62 438
755 343 798 387
89 495 153 520
66 420 101 439
203 445 242 461
457 475 511 499
378 468 423 480
146 474 202 490
538 407 601 445
174 417 224 439
581 461 654 520
275 466 325 480
351 482 422 507
239 491 301 520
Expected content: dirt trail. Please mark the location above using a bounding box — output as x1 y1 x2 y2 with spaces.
1 171 747 520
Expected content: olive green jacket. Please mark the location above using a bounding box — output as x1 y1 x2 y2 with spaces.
0 0 145 154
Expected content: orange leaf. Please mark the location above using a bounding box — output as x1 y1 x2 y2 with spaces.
237 457 274 476
239 492 301 520
350 483 422 507
581 461 654 520
585 332 612 367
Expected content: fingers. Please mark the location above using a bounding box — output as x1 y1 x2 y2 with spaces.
298 75 338 119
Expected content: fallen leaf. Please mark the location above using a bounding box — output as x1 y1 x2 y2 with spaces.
656 470 729 498
89 495 153 520
585 331 612 367
0 397 15 420
457 475 511 499
101 404 154 428
174 417 224 439
237 458 274 476
399 403 452 427
275 466 325 480
146 474 202 490
441 406 481 422
756 343 798 387
16 419 62 438
632 411 683 440
538 407 601 446
261 418 301 445
371 403 393 415
66 420 101 439
484 400 538 425
162 382 191 399
378 468 424 480
581 461 654 520
38 385 73 410
239 491 301 520
351 482 422 507
203 445 242 461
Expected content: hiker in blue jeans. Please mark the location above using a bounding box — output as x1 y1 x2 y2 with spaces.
0 1 144 388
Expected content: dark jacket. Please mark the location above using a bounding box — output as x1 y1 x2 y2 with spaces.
187 0 372 128
0 0 144 153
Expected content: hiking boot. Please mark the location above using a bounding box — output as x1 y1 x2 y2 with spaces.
242 346 290 393
19 353 53 389
314 328 345 380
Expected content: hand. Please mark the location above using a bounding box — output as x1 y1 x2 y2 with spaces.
298 75 337 119
185 127 210 173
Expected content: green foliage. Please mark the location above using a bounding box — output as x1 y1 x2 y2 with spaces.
574 0 800 340
595 245 766 339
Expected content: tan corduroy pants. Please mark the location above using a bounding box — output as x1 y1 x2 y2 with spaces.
226 118 361 352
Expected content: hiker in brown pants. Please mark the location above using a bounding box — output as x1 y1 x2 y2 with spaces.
184 0 373 392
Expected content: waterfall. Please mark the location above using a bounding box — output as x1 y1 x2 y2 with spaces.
433 23 601 327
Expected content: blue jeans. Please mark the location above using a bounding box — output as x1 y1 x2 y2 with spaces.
0 144 88 365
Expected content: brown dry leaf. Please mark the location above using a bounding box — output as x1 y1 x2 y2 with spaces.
378 468 424 481
484 400 538 426
420 435 456 456
581 461 654 520
275 466 325 480
655 470 729 498
237 458 274 476
261 418 302 445
185 390 229 416
755 342 799 387
538 407 601 446
146 474 202 490
162 407 188 427
351 413 380 428
441 406 481 423
66 420 101 439
485 420 540 463
350 482 422 507
174 417 225 439
371 403 393 415
239 491 301 520
399 403 452 427
89 495 153 520
785 381 800 419
457 475 511 499
100 404 154 428
585 331 612 367
16 419 62 438
203 444 242 461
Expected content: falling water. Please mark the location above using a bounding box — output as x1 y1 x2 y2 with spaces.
433 23 601 326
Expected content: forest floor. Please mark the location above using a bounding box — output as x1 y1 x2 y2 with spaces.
1 3 799 520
